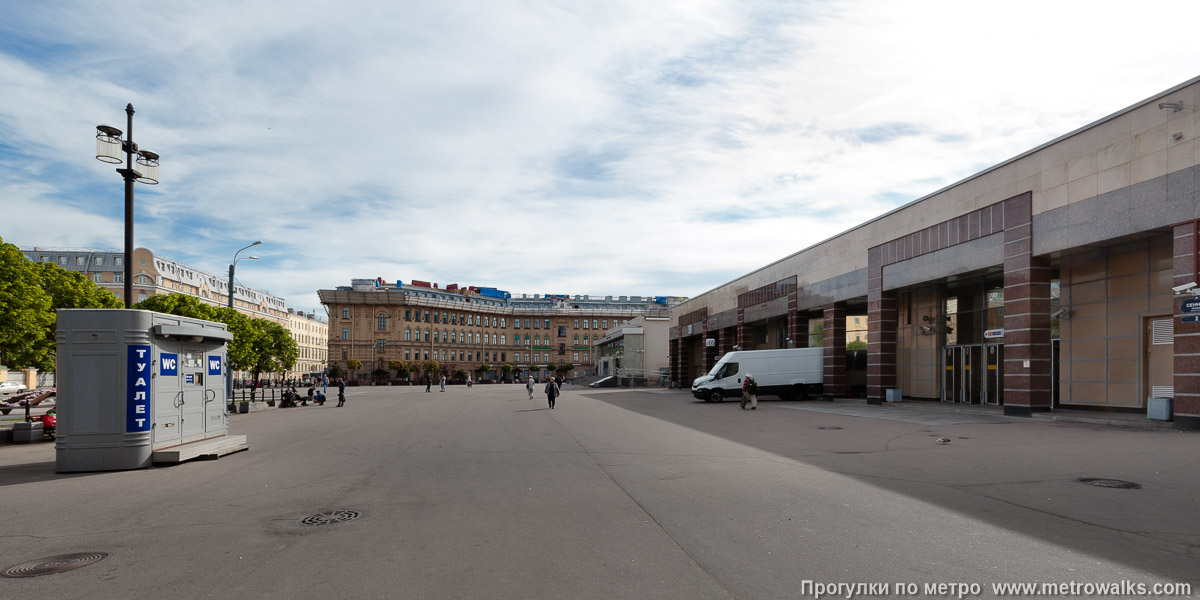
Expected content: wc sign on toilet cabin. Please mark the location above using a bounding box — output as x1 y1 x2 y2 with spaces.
208 356 222 376
127 345 152 433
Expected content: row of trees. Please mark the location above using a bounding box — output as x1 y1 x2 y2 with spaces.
345 359 575 384
132 294 298 385
0 237 298 383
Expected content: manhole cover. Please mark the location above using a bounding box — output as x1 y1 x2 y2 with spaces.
3 552 109 578
818 426 843 430
300 510 362 525
1078 478 1141 490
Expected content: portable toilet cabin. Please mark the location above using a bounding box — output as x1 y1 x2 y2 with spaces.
55 309 246 472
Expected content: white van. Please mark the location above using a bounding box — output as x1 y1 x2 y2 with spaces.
691 348 823 402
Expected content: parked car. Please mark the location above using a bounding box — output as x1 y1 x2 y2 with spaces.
0 381 28 395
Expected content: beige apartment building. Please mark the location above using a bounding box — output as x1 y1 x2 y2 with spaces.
287 308 329 379
318 279 683 382
20 246 289 325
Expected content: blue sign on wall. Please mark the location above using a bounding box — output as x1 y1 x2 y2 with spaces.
185 373 194 384
161 352 178 376
1182 298 1200 314
208 356 222 376
127 345 152 433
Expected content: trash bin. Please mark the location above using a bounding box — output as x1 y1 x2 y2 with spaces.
1147 397 1173 421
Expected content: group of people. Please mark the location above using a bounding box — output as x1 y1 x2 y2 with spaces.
529 376 563 409
280 377 347 408
424 375 448 392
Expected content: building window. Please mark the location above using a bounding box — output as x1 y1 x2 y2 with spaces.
405 349 411 360
533 319 539 329
424 311 430 322
501 335 506 345
137 292 148 302
443 312 448 323
424 330 430 342
592 320 598 329
583 320 589 329
573 319 579 329
342 328 349 340
94 273 103 283
405 309 411 320
544 319 550 329
525 335 530 345
573 335 579 344
377 313 388 331
405 329 411 341
573 353 579 362
377 339 386 352
115 257 123 266
342 349 347 360
558 326 566 337
434 312 440 323
95 256 104 265
602 319 608 329
343 307 350 319
500 318 506 328
451 331 457 343
451 314 457 324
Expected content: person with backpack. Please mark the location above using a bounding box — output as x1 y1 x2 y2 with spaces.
741 374 758 410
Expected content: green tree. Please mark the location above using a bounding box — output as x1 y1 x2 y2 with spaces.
26 259 123 371
500 363 513 382
0 239 53 370
346 358 363 381
477 363 490 378
134 293 216 320
245 319 298 391
846 340 867 351
389 359 411 380
327 363 345 380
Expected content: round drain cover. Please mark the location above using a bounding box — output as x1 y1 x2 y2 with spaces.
3 552 109 578
300 510 362 525
1078 478 1141 489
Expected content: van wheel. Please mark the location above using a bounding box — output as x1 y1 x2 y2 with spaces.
792 385 808 401
709 389 724 403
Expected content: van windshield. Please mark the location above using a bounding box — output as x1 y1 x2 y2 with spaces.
711 362 739 379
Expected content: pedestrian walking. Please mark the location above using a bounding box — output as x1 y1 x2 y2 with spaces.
545 377 560 409
741 374 758 410
467 374 473 388
526 376 535 399
337 377 346 407
322 374 328 394
425 376 432 393
440 374 446 392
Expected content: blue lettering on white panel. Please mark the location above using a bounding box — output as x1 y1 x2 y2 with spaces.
185 373 194 384
161 352 178 376
208 356 222 376
127 344 152 433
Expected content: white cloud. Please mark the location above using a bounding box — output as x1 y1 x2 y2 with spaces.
1 0 1197 311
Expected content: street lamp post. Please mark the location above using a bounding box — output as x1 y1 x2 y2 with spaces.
96 104 160 308
226 241 262 401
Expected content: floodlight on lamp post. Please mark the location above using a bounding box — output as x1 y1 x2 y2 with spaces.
226 241 262 401
96 104 160 308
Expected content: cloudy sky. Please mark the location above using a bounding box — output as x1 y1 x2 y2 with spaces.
2 1 1197 315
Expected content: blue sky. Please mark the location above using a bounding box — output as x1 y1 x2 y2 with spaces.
2 1 1198 315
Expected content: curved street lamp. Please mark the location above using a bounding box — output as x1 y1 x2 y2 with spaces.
96 104 160 308
227 241 262 401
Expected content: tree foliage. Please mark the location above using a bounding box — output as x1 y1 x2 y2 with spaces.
846 340 867 351
0 237 123 370
0 239 53 369
132 293 297 380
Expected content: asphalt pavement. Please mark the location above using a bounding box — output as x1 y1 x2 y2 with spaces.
0 385 1196 599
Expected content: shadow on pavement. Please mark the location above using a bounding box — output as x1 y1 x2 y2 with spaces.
581 388 1200 584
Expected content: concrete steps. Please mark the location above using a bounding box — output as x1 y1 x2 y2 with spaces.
152 435 248 465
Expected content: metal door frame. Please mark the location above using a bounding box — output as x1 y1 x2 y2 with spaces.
942 344 982 403
983 343 1003 405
